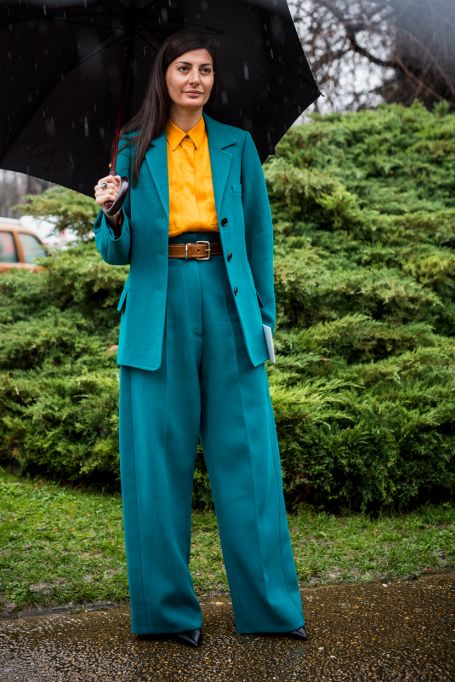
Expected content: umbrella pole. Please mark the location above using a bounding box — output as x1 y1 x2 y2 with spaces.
110 3 136 174
105 17 135 216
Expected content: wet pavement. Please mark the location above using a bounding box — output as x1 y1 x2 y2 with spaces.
1 573 454 681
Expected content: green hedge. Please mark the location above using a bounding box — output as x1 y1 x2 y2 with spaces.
1 102 454 512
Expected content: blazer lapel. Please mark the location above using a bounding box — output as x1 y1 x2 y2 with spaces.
144 131 169 219
203 113 237 215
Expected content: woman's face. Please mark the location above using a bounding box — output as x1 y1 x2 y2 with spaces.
165 48 215 112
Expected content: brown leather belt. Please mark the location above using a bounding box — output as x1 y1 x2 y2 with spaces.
168 239 223 260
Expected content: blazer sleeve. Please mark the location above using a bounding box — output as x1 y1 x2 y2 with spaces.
92 136 132 266
241 131 277 334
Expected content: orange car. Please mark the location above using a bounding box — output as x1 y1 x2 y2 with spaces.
0 219 47 272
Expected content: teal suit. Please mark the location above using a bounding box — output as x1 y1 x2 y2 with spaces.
93 113 305 635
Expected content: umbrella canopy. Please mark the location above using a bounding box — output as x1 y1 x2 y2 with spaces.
1 0 321 196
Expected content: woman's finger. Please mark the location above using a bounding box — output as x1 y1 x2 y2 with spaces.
94 175 121 193
95 188 119 206
95 182 114 193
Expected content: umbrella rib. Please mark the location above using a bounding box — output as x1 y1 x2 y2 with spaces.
97 0 168 49
73 32 125 69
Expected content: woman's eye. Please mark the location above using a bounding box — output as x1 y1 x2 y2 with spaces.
177 65 212 74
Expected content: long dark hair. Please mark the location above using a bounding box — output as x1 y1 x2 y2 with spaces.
120 30 218 186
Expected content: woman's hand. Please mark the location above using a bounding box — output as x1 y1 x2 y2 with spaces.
94 175 122 231
94 174 121 212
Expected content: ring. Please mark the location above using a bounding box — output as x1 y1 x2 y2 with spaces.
100 181 108 189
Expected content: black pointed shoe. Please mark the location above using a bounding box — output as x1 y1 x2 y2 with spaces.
173 627 203 647
287 626 309 640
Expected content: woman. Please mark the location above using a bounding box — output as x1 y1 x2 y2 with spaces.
93 30 307 648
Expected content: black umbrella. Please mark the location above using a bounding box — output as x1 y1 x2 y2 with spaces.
0 0 321 197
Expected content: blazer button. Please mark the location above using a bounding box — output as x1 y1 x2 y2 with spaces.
221 217 228 226
227 252 232 261
233 287 238 295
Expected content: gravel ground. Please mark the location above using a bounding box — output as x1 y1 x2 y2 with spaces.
1 573 454 681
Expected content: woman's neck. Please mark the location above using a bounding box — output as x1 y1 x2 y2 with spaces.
169 105 204 132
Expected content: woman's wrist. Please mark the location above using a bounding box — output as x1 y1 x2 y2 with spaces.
105 210 123 235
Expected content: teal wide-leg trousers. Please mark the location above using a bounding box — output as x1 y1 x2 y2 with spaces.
118 232 304 635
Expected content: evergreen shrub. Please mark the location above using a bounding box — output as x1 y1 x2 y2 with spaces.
1 102 454 511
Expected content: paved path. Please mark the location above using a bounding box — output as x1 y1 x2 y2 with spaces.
1 573 454 681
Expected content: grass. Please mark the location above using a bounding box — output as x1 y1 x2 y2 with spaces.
0 465 453 614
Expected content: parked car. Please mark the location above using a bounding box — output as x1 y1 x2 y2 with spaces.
0 218 47 272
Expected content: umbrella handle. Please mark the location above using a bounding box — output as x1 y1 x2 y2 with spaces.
104 176 129 216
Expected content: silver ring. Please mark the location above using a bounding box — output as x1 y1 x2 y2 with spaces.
100 181 108 189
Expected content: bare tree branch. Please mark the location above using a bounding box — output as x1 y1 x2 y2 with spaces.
290 0 455 113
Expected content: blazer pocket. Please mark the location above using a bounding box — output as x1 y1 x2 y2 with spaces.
255 288 265 308
231 183 243 194
117 281 129 313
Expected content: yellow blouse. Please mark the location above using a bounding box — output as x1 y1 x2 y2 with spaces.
166 116 219 237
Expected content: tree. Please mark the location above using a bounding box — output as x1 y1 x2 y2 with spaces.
290 0 455 112
13 186 98 241
0 170 52 218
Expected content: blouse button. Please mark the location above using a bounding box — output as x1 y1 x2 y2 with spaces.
227 252 232 261
233 287 238 295
221 217 228 226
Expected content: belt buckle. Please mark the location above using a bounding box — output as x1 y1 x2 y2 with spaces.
195 240 211 260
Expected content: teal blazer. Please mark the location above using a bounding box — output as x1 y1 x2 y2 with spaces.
93 112 276 371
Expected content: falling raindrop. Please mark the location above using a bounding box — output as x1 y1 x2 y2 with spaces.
84 117 89 137
7 51 12 60
221 90 229 105
243 63 249 81
45 117 56 137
